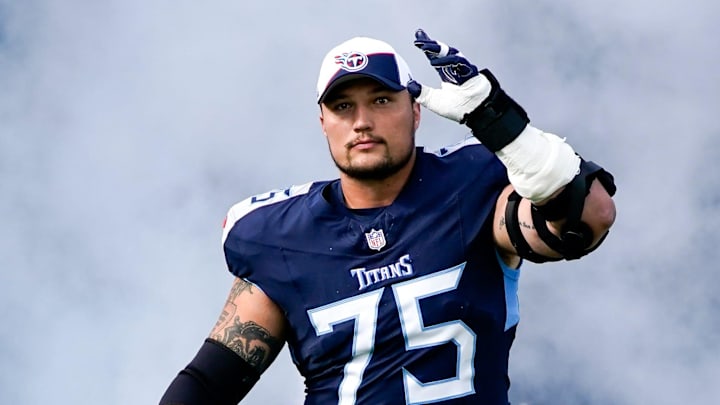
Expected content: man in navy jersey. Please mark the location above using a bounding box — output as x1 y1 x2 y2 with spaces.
161 29 616 405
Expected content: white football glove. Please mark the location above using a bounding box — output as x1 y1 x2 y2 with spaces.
406 29 492 123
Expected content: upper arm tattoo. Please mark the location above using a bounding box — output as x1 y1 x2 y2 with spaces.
499 215 534 231
210 278 283 373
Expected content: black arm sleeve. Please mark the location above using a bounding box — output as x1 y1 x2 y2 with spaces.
159 338 261 405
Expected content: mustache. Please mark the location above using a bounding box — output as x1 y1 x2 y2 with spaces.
346 134 385 149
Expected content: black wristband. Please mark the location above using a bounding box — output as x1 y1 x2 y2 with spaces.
460 69 529 152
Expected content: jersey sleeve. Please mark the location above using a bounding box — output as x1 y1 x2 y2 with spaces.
220 194 274 279
221 200 254 279
220 182 315 280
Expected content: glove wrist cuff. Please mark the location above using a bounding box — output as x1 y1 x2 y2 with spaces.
461 69 529 152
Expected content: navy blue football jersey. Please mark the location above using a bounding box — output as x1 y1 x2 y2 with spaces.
222 138 521 405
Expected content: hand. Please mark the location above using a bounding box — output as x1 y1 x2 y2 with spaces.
407 29 493 123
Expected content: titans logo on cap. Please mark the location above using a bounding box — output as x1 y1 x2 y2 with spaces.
334 52 368 72
317 37 413 103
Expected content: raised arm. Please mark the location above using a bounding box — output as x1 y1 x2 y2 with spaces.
160 277 287 405
407 29 616 266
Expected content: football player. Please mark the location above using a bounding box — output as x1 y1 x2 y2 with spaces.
160 29 616 405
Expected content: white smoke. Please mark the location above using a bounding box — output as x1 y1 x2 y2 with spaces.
0 0 717 404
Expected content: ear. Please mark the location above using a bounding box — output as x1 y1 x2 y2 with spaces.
412 101 421 131
319 110 327 136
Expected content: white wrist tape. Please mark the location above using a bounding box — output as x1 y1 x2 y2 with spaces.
495 125 581 203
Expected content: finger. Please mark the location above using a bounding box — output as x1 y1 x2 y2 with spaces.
414 40 442 56
415 28 458 56
414 40 454 56
428 54 471 68
406 80 423 98
414 28 431 42
413 82 435 108
437 42 451 57
413 29 453 58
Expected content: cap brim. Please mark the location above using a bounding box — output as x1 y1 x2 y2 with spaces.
317 73 406 104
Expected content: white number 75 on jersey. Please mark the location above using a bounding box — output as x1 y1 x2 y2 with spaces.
307 263 476 405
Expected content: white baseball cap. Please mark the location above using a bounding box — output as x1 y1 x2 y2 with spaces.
316 37 413 104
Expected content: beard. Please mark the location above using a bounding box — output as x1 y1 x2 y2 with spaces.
330 138 415 181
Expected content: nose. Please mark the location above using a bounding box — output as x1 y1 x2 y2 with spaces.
352 104 373 133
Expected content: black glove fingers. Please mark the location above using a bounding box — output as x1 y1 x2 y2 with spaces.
414 41 442 57
429 55 478 74
429 54 465 66
416 44 462 59
413 29 479 86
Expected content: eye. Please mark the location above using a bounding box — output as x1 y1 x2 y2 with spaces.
375 96 390 105
332 102 351 111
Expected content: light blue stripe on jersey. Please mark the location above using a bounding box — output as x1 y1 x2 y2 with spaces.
496 250 521 331
425 133 481 157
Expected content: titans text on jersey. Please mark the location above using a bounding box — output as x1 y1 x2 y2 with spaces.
222 137 521 405
351 253 414 290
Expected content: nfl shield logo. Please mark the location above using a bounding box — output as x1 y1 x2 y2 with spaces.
365 228 386 251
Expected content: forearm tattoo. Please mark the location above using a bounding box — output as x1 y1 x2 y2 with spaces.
210 279 282 372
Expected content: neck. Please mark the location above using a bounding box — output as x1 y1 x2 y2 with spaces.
339 153 416 209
